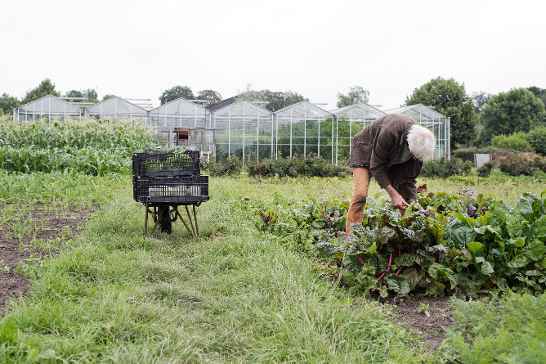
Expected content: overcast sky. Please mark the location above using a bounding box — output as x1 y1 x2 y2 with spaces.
1 0 545 109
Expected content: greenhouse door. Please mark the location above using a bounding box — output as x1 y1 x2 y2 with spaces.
174 128 190 146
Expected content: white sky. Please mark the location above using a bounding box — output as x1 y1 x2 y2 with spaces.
1 0 545 109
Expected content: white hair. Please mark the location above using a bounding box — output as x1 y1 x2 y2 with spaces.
407 124 435 161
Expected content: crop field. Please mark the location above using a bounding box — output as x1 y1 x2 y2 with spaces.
0 120 545 363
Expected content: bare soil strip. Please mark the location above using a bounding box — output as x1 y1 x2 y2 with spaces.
0 206 91 314
392 297 454 350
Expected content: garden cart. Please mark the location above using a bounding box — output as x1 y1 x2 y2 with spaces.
132 150 209 236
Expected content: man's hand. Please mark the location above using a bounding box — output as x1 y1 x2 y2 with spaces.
386 185 408 212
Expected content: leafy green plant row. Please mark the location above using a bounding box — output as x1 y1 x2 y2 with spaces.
0 119 153 152
0 146 132 175
0 120 155 175
256 190 546 298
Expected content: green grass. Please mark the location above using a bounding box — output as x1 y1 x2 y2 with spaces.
0 174 544 363
0 170 124 207
437 293 546 363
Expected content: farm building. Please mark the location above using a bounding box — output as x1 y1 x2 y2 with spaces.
209 99 274 164
87 96 147 121
14 95 83 121
273 101 333 161
148 97 212 155
386 104 451 160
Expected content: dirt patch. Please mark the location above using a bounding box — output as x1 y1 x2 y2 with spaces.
0 206 92 315
389 296 454 350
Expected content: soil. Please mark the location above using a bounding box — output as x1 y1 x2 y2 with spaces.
0 206 92 315
390 296 454 350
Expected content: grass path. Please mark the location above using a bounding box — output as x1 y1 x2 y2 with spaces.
0 177 431 363
2 174 544 363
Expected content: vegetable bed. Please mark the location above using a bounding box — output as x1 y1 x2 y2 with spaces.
256 189 546 298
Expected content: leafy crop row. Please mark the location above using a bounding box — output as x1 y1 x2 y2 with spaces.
256 190 546 298
0 119 152 151
0 120 154 175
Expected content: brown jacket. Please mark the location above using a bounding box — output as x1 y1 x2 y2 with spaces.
350 114 422 194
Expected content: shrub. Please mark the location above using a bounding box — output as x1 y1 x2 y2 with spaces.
480 151 546 177
207 157 242 176
247 158 348 178
496 152 546 176
420 158 472 178
452 147 494 162
527 126 546 155
477 162 494 177
491 132 534 152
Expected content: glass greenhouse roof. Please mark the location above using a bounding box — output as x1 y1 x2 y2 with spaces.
274 101 331 119
87 96 147 116
331 103 386 120
149 97 206 117
20 95 81 114
386 104 447 121
211 100 272 118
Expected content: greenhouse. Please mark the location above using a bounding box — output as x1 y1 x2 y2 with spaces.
148 97 211 152
87 96 147 122
15 95 83 121
386 104 451 160
209 100 273 164
273 101 333 161
11 94 451 163
331 104 387 165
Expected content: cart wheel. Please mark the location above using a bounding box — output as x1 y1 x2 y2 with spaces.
158 206 172 234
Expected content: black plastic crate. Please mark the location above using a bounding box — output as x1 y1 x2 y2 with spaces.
133 175 209 205
132 150 200 178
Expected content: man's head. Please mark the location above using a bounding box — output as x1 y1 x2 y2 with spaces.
407 124 435 161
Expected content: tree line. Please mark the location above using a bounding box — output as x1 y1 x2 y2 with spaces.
1 78 545 150
405 78 546 147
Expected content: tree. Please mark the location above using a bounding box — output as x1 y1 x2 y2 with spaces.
527 87 546 123
471 91 492 113
65 90 84 99
406 77 475 147
66 89 98 102
238 89 306 112
102 94 116 101
527 86 546 106
196 89 222 105
336 86 370 108
481 88 545 143
22 79 60 104
83 89 98 102
159 86 194 105
0 93 20 115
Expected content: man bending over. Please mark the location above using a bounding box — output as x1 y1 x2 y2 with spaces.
346 114 435 233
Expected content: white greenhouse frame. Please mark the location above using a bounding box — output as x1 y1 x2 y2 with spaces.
148 97 211 152
11 94 451 163
210 100 274 164
15 95 83 121
273 101 333 161
87 96 147 122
